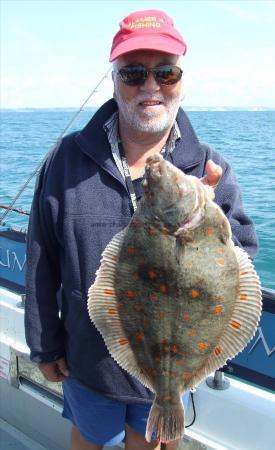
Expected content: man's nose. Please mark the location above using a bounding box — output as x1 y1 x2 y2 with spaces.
140 72 160 93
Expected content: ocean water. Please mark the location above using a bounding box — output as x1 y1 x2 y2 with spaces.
0 109 274 289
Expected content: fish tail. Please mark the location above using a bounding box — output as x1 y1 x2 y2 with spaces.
145 397 185 443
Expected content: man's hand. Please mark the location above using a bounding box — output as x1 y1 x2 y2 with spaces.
201 160 223 188
39 357 69 382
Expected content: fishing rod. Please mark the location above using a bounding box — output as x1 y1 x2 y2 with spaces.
0 67 112 225
0 205 30 216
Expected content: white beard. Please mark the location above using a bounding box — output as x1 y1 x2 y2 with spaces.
115 93 182 134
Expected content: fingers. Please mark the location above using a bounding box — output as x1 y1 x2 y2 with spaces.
201 160 223 188
57 357 70 377
39 357 69 382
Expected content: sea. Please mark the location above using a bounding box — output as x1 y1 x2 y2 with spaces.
0 108 274 289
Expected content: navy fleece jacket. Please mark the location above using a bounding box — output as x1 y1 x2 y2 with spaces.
25 99 258 403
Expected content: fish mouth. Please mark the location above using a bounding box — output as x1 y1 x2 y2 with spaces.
145 154 165 182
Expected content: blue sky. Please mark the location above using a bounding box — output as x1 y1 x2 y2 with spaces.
1 0 275 108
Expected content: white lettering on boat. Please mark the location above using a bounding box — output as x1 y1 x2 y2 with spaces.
248 327 275 358
0 248 26 272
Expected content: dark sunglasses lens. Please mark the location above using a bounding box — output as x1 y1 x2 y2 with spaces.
155 66 182 85
119 67 147 86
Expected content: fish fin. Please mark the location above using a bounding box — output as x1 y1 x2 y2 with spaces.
87 230 154 392
146 397 185 443
191 246 262 385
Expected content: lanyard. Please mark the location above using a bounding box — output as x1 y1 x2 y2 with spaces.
118 142 138 213
118 141 168 214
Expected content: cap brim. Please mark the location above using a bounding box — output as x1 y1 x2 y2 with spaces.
110 35 187 62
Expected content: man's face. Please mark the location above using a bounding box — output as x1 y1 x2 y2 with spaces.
113 50 184 134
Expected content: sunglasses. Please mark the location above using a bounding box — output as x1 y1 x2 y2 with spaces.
115 64 183 86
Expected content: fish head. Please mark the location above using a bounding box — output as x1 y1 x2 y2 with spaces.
142 153 213 231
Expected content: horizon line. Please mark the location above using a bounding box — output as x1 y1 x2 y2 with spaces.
1 106 275 111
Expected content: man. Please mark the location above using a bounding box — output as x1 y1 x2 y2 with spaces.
25 9 258 450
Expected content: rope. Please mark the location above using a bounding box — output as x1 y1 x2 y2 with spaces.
0 67 112 225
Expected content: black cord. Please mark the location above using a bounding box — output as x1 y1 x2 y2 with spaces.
185 390 196 428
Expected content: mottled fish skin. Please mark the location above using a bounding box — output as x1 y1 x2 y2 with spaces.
115 155 238 393
88 153 262 443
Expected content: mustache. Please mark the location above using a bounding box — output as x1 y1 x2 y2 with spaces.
135 95 165 103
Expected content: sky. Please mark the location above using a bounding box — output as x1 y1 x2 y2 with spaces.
1 0 275 109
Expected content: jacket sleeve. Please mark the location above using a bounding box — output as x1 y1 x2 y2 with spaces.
208 149 259 259
25 150 65 363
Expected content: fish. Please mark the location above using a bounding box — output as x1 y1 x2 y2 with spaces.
87 153 262 443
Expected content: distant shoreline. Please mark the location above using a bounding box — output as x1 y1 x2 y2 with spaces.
1 107 275 112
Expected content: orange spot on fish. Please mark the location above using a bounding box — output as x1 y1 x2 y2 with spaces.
150 293 158 301
135 333 144 342
160 284 168 294
215 346 222 355
240 271 249 276
207 227 214 236
231 320 241 329
191 289 199 298
127 247 137 255
163 345 169 353
216 258 225 266
103 289 114 295
118 338 128 346
239 294 248 300
159 312 167 319
189 330 197 337
171 345 178 353
148 271 157 280
126 290 136 298
163 394 172 401
215 305 224 315
182 372 190 381
218 247 225 254
199 342 207 350
111 255 118 261
108 308 117 315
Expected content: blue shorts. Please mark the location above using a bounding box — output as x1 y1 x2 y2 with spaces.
62 376 190 446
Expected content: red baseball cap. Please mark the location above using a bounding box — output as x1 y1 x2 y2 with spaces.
110 10 187 62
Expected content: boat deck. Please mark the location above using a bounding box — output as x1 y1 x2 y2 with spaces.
0 418 47 450
0 417 207 450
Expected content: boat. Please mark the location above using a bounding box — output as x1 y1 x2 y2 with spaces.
0 218 274 450
1 79 274 447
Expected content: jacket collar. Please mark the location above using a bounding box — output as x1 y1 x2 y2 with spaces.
75 98 204 178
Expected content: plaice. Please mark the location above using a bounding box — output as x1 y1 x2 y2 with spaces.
88 153 262 443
